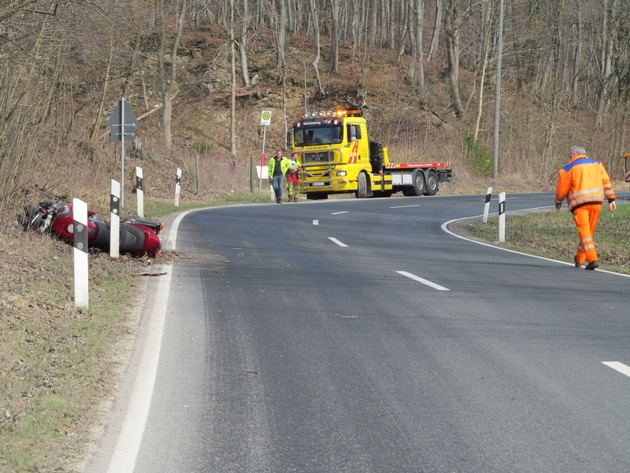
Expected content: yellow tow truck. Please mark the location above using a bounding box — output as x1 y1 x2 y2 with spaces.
290 106 453 199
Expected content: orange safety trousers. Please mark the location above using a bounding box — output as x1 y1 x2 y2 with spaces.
573 203 601 264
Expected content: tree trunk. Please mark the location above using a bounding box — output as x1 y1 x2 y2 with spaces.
330 0 340 74
158 0 186 152
239 0 251 87
445 0 464 119
89 41 113 143
276 0 286 70
230 0 237 157
414 0 426 106
571 0 582 107
427 0 442 61
473 0 492 141
308 0 325 97
596 0 618 126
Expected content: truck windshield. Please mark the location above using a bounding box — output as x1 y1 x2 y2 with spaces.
294 125 342 146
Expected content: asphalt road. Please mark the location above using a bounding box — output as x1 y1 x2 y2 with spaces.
91 192 630 473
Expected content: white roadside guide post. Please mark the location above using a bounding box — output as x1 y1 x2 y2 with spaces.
136 166 144 218
483 186 492 223
174 168 181 207
110 180 121 258
73 198 89 308
499 192 506 243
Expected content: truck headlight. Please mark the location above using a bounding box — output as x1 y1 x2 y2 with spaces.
337 170 347 176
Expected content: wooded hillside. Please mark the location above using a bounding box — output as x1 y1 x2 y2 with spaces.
1 0 629 213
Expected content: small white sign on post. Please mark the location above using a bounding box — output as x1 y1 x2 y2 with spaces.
174 168 182 207
73 198 89 308
260 110 272 126
255 166 269 179
110 180 120 258
499 192 506 243
136 166 144 218
483 187 492 224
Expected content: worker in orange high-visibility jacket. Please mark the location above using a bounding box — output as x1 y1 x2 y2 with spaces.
554 145 617 270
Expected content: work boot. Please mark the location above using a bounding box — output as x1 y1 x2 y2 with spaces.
288 194 293 201
294 196 298 202
574 256 585 268
585 260 599 270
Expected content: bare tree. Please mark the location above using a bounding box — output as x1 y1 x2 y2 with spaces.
157 0 186 153
330 0 340 74
308 0 325 97
473 0 493 140
428 0 443 61
276 0 287 70
596 0 619 126
444 0 464 118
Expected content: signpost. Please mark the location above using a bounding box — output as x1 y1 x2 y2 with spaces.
259 110 271 191
107 97 139 208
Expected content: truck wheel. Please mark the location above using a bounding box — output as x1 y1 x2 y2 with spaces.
356 172 368 198
412 170 426 196
424 171 438 195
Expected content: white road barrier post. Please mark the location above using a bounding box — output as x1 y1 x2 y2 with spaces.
136 166 144 218
110 180 120 258
174 168 181 207
499 192 506 243
73 198 89 308
483 186 492 223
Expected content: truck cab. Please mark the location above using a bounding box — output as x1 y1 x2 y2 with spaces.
291 107 392 199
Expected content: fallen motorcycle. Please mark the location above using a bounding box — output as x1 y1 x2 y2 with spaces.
18 201 163 257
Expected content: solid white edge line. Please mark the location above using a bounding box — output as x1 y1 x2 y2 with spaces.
397 270 450 291
329 237 348 247
441 208 630 279
106 267 171 473
602 361 630 378
106 207 201 472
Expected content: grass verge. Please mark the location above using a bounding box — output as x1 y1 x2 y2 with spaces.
0 192 268 472
469 202 630 275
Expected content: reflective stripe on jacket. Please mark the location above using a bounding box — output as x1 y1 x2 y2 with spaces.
554 155 616 211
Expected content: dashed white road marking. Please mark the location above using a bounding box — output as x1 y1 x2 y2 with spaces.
329 237 348 247
397 271 450 291
390 204 421 209
313 219 319 225
602 361 630 379
332 211 349 215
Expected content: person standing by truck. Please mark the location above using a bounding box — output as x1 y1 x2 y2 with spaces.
286 151 301 202
554 145 617 270
269 149 290 204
